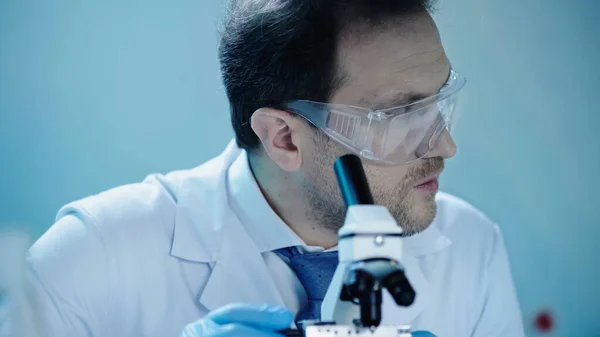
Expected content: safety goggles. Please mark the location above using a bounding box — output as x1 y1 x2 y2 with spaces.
283 69 467 165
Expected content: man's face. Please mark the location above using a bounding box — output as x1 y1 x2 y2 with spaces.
299 13 456 236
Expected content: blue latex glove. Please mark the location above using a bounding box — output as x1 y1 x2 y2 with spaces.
412 331 437 337
180 303 294 337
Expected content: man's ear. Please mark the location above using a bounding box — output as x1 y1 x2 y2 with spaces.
250 108 303 172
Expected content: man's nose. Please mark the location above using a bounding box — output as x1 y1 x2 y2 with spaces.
424 129 457 159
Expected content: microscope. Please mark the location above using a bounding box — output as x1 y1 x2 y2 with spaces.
292 154 417 337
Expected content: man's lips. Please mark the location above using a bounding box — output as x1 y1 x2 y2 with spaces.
413 174 441 191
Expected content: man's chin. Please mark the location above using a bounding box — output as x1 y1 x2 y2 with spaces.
394 193 438 236
417 190 438 217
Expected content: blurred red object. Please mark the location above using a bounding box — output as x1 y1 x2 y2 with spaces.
534 310 554 333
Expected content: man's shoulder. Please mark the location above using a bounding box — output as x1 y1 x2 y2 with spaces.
56 169 192 233
52 160 231 253
29 165 218 285
54 144 240 236
27 167 218 336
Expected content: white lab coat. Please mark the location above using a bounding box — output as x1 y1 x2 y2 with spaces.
26 140 525 337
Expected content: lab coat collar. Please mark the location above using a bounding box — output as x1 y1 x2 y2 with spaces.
402 212 453 257
226 149 305 253
170 142 304 264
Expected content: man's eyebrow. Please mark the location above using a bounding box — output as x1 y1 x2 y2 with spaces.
365 92 428 111
363 71 453 110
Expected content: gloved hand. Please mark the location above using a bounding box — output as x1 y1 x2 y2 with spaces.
412 331 437 337
180 303 294 337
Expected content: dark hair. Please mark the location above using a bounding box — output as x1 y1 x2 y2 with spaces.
219 0 434 151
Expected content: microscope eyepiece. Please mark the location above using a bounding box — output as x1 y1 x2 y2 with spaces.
382 270 416 307
334 154 374 207
342 259 415 327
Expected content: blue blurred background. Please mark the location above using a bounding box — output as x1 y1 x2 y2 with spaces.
0 1 598 336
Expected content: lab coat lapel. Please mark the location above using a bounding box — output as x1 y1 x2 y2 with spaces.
170 140 286 311
198 210 287 311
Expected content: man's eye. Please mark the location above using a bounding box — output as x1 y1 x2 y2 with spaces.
439 82 451 93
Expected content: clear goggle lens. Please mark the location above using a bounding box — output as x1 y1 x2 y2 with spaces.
284 70 466 165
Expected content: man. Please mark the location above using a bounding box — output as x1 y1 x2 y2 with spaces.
24 0 525 336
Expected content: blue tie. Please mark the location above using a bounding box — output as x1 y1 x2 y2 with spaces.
276 247 339 322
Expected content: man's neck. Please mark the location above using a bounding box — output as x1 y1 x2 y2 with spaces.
248 154 338 249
